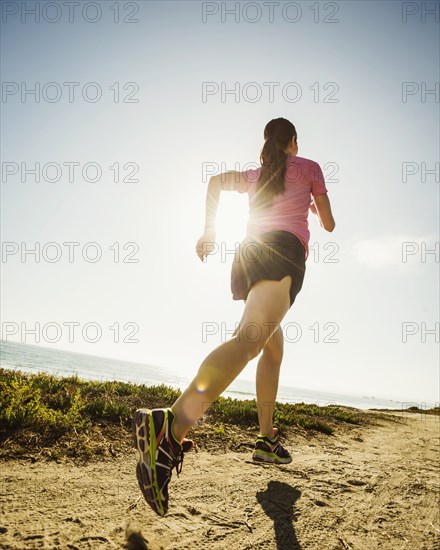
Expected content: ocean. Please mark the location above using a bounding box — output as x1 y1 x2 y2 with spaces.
0 340 432 411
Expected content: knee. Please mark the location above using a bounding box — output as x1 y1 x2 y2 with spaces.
262 345 283 365
244 340 283 363
233 322 284 362
262 337 284 364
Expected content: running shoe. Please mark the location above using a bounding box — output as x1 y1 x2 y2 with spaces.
252 427 292 464
132 408 193 516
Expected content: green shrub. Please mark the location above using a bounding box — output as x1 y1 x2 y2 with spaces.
0 368 369 447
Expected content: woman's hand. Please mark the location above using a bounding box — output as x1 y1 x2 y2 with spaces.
196 231 216 261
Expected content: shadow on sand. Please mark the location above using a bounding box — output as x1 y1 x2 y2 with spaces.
256 480 302 550
125 525 149 550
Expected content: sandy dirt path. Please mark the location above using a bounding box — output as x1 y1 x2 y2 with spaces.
1 411 439 550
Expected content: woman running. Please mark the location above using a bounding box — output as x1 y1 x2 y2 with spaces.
133 117 336 516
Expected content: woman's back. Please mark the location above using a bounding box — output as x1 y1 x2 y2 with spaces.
239 155 328 259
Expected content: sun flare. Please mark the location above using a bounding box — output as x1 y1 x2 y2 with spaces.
215 193 249 244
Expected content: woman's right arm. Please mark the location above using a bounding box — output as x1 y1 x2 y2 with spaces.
312 194 336 232
196 171 246 261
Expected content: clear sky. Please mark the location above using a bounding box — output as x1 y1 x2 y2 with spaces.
1 1 439 404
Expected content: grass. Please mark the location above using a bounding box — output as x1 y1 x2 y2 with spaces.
208 397 365 435
370 405 440 415
1 367 428 462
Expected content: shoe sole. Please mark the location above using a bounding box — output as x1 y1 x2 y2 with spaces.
132 409 166 516
252 450 292 465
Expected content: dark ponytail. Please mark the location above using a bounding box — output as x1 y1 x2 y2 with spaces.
252 118 297 211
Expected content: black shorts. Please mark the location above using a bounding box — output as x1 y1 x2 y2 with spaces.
231 230 306 308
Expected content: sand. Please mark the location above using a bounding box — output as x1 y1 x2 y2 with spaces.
0 411 439 550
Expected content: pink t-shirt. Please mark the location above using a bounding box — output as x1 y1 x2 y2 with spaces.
239 155 328 260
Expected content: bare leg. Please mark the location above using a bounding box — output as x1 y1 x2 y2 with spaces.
256 325 284 439
171 276 292 441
